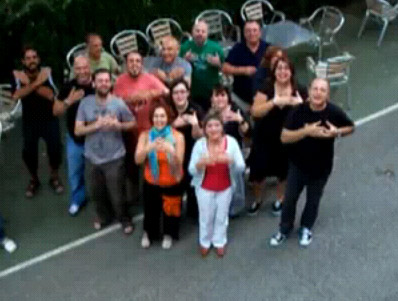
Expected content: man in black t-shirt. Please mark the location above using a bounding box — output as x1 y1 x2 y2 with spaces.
54 56 94 216
11 46 63 198
270 78 354 247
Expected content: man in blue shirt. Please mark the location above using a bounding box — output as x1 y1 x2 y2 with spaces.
222 21 268 105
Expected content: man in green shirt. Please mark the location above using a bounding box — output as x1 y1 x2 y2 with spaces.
180 20 224 111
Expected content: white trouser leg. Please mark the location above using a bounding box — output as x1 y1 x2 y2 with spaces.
212 187 233 248
196 187 216 248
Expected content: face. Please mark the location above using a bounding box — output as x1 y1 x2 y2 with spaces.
211 90 229 111
126 53 143 78
153 107 168 129
275 61 292 84
22 50 40 72
88 36 102 58
244 22 261 45
205 119 223 140
309 79 329 108
270 50 284 69
192 21 208 46
93 72 112 98
172 83 189 108
74 57 91 85
162 39 178 64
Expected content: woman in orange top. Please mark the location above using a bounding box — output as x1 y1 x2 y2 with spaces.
135 101 185 249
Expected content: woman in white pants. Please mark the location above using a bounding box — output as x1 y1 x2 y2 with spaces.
189 111 245 257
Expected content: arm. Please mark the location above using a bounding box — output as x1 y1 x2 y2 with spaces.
173 132 185 166
53 99 67 116
280 127 309 144
12 80 41 101
222 62 256 76
75 119 101 137
229 137 245 173
250 91 275 118
134 132 150 165
188 139 205 176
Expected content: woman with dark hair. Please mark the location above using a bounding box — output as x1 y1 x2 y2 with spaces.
169 79 204 219
248 57 308 216
252 46 288 94
189 111 245 257
210 84 250 148
135 101 185 249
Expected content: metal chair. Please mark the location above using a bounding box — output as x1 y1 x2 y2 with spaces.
66 43 87 71
110 30 150 63
195 9 241 55
358 0 398 47
145 18 190 53
240 0 285 26
300 6 345 59
0 84 22 139
306 52 355 109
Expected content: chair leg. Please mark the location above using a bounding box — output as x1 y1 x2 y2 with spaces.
358 11 370 39
346 84 352 111
377 19 389 47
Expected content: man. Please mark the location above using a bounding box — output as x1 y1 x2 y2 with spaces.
222 21 268 106
146 36 192 85
53 56 94 216
11 46 64 198
180 20 225 111
270 78 354 247
75 69 135 234
86 33 119 75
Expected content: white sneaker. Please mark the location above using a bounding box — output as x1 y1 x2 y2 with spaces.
270 231 287 247
141 232 150 249
298 227 313 247
1 237 17 253
68 204 80 216
161 235 173 249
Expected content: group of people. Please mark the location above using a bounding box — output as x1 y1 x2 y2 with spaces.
1 18 354 256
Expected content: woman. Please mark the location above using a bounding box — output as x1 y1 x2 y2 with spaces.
169 79 203 219
135 102 185 249
189 111 245 257
253 46 288 94
248 57 308 216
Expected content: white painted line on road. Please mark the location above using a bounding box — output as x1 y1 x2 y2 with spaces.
0 214 143 279
1 101 398 280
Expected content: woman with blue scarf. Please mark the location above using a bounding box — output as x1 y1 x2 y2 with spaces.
135 102 185 249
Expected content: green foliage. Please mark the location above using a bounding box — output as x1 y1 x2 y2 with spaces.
0 0 352 83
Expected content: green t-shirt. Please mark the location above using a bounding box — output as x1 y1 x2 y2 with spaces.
179 39 224 101
89 51 119 74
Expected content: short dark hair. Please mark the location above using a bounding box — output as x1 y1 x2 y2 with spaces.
148 100 174 126
168 79 191 116
202 109 224 138
21 45 38 59
269 57 297 91
260 45 288 68
85 32 102 44
92 68 111 81
212 84 232 104
125 51 142 61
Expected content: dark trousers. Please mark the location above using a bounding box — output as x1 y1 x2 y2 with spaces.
22 118 62 176
143 181 182 241
280 163 329 234
182 173 198 219
86 157 130 224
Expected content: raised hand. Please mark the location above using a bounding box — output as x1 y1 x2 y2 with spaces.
206 53 221 67
304 121 330 138
67 87 85 105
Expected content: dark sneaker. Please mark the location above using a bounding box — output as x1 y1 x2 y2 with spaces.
270 231 287 247
247 201 261 216
298 227 313 247
49 177 64 194
25 179 41 198
271 200 283 217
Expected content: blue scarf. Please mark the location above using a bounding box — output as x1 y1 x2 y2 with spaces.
148 125 175 182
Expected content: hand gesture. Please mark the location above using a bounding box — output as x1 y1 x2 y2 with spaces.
244 66 257 76
325 121 339 137
206 53 221 67
153 69 167 82
155 138 175 154
35 68 50 86
67 87 85 105
184 50 194 62
214 152 232 164
304 121 329 138
169 67 185 80
173 115 188 128
13 71 30 85
182 112 199 126
289 91 304 106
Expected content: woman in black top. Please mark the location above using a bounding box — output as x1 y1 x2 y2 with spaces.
169 79 204 219
248 57 307 216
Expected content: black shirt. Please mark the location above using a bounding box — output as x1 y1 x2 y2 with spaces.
58 79 95 144
223 103 250 147
284 102 354 177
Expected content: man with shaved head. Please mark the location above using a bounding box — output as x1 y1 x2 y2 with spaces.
54 56 95 216
180 20 224 111
146 36 192 85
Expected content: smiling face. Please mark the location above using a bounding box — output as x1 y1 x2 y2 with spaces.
22 49 40 73
74 56 91 85
274 60 292 85
93 72 112 98
192 21 208 46
162 37 179 64
244 21 261 45
153 107 168 130
88 35 102 60
211 89 229 111
171 82 189 108
309 78 329 109
126 52 143 78
205 118 224 141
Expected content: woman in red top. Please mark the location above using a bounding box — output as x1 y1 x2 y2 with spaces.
135 102 185 249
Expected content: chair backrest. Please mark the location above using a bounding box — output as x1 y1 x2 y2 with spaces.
240 0 285 25
308 6 345 43
0 84 21 138
110 30 149 61
195 9 234 42
66 43 87 70
146 18 184 47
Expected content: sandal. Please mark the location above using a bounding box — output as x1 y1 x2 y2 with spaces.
93 218 112 231
25 179 41 198
121 221 134 235
49 177 64 194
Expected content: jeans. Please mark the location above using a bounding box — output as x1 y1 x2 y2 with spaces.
280 163 329 235
195 186 233 248
66 135 86 207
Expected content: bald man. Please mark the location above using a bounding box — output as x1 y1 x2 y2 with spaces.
180 21 224 111
146 36 192 85
54 56 95 216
